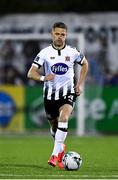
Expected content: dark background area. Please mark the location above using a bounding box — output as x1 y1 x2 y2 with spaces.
0 0 118 14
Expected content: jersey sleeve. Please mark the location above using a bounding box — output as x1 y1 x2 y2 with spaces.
32 50 45 68
74 49 85 66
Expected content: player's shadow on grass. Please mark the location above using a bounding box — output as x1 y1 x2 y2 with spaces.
0 163 49 170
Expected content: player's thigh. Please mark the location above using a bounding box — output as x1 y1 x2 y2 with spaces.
59 104 73 121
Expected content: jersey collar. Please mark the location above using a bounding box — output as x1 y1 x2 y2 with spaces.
51 44 66 50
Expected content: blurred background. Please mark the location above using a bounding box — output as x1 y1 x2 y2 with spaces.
0 0 118 136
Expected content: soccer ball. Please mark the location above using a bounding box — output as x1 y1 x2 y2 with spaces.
62 151 82 170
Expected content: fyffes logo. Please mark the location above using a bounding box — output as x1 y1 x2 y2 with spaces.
0 92 16 127
51 63 69 75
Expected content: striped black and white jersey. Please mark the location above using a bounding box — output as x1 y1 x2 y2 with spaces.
33 44 85 100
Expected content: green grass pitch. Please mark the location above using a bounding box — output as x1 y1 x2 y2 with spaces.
0 135 118 179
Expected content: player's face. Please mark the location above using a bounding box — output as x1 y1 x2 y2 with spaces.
51 27 67 48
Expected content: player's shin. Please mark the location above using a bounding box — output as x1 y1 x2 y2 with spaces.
52 121 68 156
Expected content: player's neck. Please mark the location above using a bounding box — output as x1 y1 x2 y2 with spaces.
52 43 66 50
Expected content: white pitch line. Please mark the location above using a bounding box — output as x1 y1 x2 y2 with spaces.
0 174 118 178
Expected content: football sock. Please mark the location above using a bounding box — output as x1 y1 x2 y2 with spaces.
52 122 68 156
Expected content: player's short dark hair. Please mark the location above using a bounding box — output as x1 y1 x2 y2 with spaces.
52 22 67 31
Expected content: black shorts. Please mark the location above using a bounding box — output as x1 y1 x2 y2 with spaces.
44 93 77 120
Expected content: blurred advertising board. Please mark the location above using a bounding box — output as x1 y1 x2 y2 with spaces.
85 86 118 134
0 85 118 134
0 86 24 133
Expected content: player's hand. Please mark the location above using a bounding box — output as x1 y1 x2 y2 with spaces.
44 74 55 81
75 84 83 96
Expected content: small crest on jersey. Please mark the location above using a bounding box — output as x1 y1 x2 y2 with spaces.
65 56 70 61
50 57 55 59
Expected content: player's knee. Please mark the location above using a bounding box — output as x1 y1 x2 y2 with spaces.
59 114 69 122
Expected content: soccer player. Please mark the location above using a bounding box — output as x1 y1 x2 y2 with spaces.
27 22 88 168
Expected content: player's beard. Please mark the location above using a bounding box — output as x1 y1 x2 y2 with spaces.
54 40 65 49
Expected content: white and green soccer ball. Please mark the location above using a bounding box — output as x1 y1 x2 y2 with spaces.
62 151 82 170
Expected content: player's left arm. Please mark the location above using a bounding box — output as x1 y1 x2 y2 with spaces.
75 57 88 96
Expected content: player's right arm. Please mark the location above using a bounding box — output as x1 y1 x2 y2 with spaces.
27 64 55 82
27 49 55 82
